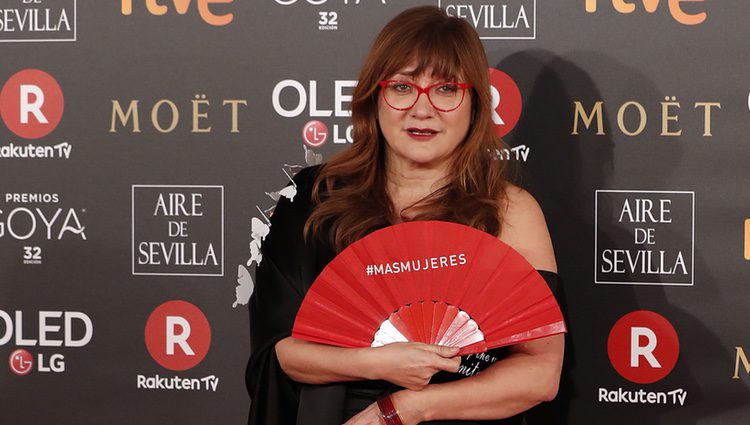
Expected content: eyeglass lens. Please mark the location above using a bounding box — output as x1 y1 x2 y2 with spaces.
383 82 465 111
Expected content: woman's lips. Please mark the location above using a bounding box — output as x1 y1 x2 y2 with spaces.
406 128 438 141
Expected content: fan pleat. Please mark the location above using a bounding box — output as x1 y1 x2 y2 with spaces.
291 221 566 355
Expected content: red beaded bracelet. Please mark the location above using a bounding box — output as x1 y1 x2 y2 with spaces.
377 393 405 425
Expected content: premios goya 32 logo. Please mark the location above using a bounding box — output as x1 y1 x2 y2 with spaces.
273 0 387 32
1 309 93 375
132 186 224 276
1 192 87 265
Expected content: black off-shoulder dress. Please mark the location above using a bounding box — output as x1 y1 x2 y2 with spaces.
246 166 561 425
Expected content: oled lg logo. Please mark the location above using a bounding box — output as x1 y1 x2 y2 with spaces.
599 310 687 406
0 69 71 159
585 0 707 26
1 309 94 375
273 79 356 146
120 0 234 26
138 300 218 391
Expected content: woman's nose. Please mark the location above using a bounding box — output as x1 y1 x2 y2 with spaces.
409 92 436 118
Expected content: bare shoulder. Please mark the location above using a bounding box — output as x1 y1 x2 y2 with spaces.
497 184 557 273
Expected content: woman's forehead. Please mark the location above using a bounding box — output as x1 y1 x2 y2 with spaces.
388 64 462 81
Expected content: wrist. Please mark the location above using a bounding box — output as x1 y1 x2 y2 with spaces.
355 346 383 381
392 389 431 424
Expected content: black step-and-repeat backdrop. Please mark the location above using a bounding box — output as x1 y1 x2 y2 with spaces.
1 1 749 423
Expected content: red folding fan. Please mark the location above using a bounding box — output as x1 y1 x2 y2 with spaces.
292 221 566 355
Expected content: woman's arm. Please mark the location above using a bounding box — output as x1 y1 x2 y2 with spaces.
393 334 564 422
347 186 565 424
275 337 462 389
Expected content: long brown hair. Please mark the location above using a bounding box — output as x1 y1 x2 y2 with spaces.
305 6 513 252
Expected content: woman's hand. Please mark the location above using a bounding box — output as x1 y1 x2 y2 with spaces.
366 342 461 390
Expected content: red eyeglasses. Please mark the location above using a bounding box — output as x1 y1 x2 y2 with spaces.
378 80 472 112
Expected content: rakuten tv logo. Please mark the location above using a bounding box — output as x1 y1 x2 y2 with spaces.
599 311 686 406
139 301 218 391
608 310 679 384
145 300 211 371
0 69 64 140
488 68 522 139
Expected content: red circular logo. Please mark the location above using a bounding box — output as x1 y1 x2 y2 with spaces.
302 120 328 147
607 310 679 384
0 69 64 140
9 349 34 376
487 68 522 138
144 300 211 371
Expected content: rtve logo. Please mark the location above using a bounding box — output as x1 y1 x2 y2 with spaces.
0 69 64 140
585 0 707 26
607 310 680 384
120 0 234 26
144 300 211 371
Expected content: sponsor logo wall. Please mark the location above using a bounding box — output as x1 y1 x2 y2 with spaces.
1 1 749 424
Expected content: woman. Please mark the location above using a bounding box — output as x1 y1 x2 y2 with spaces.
247 6 564 425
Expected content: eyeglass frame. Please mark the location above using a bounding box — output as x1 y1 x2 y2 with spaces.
378 80 473 112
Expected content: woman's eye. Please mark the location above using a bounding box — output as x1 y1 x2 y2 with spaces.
392 83 411 92
437 84 458 94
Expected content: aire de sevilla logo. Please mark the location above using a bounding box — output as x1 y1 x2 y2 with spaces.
144 300 211 371
0 69 64 140
488 68 521 138
607 310 679 384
